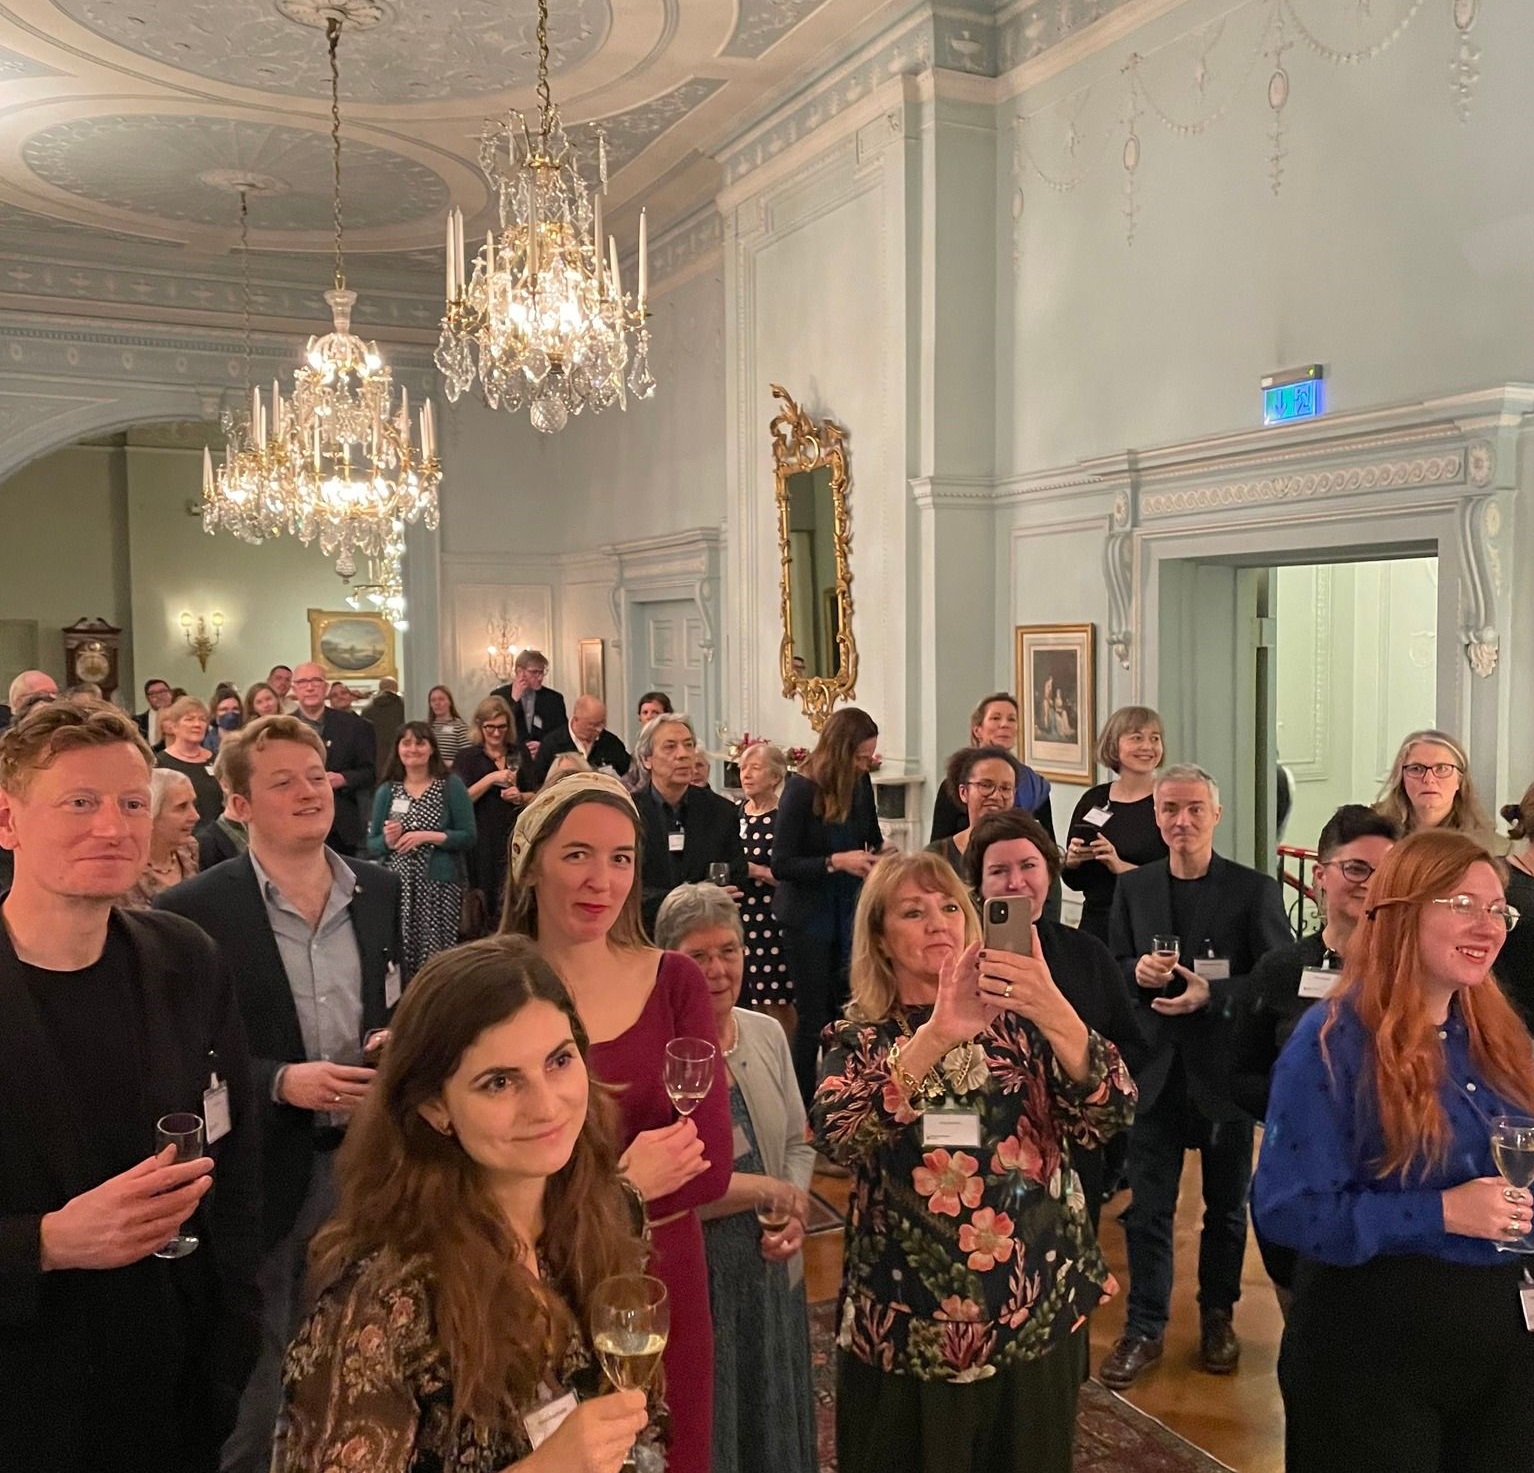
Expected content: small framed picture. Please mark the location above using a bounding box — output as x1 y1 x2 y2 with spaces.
307 609 398 682
578 638 605 702
1016 623 1096 784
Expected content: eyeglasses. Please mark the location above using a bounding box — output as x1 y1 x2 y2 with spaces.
963 780 1016 800
1402 762 1463 781
293 677 326 687
1432 895 1520 931
1317 858 1378 885
481 722 509 733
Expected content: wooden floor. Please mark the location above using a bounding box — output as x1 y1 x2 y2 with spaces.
804 1153 1285 1473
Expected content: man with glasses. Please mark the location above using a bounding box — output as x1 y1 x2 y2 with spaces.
1230 804 1400 1311
133 676 174 749
489 648 566 763
1102 763 1291 1389
289 662 374 856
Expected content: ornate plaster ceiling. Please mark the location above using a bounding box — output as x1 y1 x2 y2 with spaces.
0 0 1144 308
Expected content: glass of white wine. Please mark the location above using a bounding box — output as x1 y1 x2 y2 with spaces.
1491 1114 1534 1254
754 1184 793 1242
663 1037 716 1117
591 1273 668 1471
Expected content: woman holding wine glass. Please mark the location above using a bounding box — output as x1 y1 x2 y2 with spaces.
502 774 732 1473
282 935 655 1473
1253 829 1534 1471
655 883 817 1473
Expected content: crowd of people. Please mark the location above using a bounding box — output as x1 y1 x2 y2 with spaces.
1 650 1532 1473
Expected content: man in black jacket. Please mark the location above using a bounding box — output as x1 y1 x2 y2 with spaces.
0 699 262 1473
490 647 567 760
156 715 405 1473
290 661 375 854
529 694 632 787
1100 763 1290 1391
361 676 405 759
632 714 747 932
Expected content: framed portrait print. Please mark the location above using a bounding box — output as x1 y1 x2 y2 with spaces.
1015 623 1096 784
578 638 605 702
307 609 398 682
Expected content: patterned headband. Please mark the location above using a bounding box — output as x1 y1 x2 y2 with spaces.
508 771 640 888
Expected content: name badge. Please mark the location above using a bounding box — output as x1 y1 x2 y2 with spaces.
532 714 543 730
203 1075 232 1144
1297 966 1339 1000
523 1391 579 1449
1082 805 1112 827
389 794 410 818
1520 1282 1534 1333
922 1107 982 1150
1193 956 1231 982
668 831 686 853
384 961 403 1009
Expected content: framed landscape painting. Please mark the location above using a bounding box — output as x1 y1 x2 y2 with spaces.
307 609 398 682
578 638 605 702
1015 623 1096 784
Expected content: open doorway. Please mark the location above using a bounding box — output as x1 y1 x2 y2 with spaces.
1273 557 1438 850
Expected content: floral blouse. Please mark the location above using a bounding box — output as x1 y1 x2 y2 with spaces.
282 1251 664 1473
810 1008 1136 1381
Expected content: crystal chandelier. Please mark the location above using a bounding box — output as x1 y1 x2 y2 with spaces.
202 186 286 544
344 518 409 630
435 0 656 433
277 15 441 577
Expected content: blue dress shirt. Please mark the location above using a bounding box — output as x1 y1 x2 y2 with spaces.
1253 998 1526 1268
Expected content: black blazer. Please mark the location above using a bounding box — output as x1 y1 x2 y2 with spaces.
529 725 632 787
1229 931 1334 1121
635 783 748 933
194 816 246 873
491 684 568 749
0 909 262 1472
1108 853 1291 1122
155 853 404 1248
770 771 883 930
317 708 377 853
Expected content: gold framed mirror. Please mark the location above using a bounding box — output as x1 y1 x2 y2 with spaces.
770 383 856 730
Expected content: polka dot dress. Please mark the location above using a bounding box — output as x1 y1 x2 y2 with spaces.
738 804 792 1006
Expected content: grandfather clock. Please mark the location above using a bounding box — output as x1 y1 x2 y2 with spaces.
62 618 123 703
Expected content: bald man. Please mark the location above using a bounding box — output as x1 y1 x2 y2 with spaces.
290 662 375 854
0 672 59 733
529 693 631 786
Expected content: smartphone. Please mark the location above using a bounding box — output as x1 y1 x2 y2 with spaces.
982 897 1033 956
1068 823 1100 845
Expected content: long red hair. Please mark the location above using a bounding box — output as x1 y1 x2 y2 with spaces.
1321 829 1534 1179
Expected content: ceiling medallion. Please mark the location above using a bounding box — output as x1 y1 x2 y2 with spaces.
271 14 440 587
277 0 388 30
198 169 291 197
435 0 656 433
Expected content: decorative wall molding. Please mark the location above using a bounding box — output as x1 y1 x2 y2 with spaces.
1139 453 1466 518
1103 489 1136 669
1458 494 1501 676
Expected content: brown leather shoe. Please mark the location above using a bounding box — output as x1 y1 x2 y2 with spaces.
1099 1334 1164 1389
1199 1309 1240 1374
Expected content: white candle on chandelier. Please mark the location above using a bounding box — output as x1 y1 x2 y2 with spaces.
609 236 622 302
418 403 430 460
202 445 213 495
638 208 648 311
485 230 495 278
424 400 436 459
271 379 282 439
251 386 261 446
445 211 457 298
399 384 409 438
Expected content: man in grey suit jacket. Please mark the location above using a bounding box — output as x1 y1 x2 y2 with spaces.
1099 763 1290 1392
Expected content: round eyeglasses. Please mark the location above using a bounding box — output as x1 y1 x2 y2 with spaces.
1317 858 1378 885
1431 895 1519 931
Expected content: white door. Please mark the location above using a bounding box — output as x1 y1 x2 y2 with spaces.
634 599 707 737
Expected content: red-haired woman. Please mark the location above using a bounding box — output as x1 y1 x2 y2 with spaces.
1253 829 1534 1472
281 935 653 1472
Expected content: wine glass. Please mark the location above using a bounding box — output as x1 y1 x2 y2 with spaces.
592 1274 668 1471
663 1038 716 1117
754 1184 794 1240
707 862 730 887
1491 1114 1534 1254
153 1112 205 1259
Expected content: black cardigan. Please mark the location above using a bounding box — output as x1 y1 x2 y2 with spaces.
770 771 882 931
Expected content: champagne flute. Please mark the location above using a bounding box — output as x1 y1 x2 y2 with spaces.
153 1111 205 1259
663 1037 716 1117
592 1273 668 1472
1491 1114 1534 1254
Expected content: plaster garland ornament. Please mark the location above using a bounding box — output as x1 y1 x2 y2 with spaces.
1457 493 1500 678
1450 0 1482 121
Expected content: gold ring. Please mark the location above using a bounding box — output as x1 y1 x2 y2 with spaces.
1509 1218 1522 1234
1505 1186 1521 1203
1004 983 1014 1000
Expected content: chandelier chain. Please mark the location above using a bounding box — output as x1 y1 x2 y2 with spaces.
327 15 345 289
535 0 553 137
238 187 251 392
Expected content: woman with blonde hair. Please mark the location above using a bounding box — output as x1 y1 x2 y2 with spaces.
155 694 223 824
812 852 1135 1473
1253 829 1534 1471
1374 729 1499 843
501 774 731 1473
282 936 655 1473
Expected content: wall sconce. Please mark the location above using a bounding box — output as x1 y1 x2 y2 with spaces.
485 616 521 683
181 611 224 671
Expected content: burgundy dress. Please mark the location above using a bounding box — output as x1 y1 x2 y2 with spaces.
589 951 732 1473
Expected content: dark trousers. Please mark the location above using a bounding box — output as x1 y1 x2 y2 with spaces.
1123 1085 1252 1339
1280 1255 1534 1472
835 1331 1084 1473
784 926 848 1107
